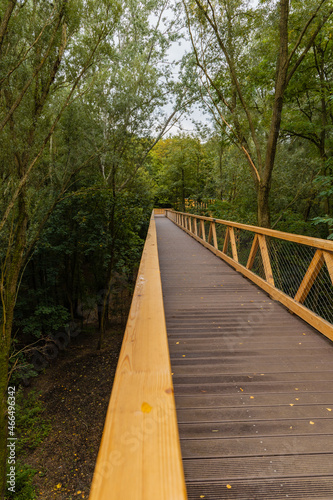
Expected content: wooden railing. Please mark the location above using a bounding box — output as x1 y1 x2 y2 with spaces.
153 208 167 215
166 210 333 341
89 213 187 500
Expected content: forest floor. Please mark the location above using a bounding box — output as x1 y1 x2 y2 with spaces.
21 324 124 500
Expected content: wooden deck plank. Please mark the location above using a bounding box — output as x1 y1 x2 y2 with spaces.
155 216 333 500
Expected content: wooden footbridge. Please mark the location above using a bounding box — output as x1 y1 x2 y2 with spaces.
89 210 333 500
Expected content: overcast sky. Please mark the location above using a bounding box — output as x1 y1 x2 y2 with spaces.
163 24 210 136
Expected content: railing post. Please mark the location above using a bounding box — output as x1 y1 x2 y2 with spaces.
246 234 259 270
193 218 198 236
200 220 206 241
228 227 239 262
222 227 229 254
208 221 218 249
258 235 274 286
324 251 333 284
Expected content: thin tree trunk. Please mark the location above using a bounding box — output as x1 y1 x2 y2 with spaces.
181 168 185 212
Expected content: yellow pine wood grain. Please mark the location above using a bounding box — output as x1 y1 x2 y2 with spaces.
89 215 187 500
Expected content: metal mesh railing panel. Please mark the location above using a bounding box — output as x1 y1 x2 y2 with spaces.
251 243 266 280
268 238 316 297
236 229 256 267
215 223 227 249
303 265 333 324
203 220 210 240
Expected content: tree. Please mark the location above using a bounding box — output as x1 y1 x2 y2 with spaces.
281 18 333 228
150 134 216 209
0 1 122 496
182 0 333 227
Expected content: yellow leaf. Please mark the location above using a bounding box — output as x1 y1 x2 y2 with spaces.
200 496 205 498
250 396 254 399
226 484 232 489
176 342 179 344
326 408 332 411
240 388 243 392
289 404 294 406
182 355 186 357
56 484 62 489
309 421 315 425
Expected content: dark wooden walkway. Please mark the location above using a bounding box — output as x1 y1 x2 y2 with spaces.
155 216 333 500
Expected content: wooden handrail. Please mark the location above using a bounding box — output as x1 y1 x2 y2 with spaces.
166 210 333 342
172 210 333 252
89 214 187 500
153 208 167 215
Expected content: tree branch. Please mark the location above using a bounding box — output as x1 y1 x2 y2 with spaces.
0 30 107 232
192 0 263 170
286 5 333 86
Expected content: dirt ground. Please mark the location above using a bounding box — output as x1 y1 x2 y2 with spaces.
24 325 124 499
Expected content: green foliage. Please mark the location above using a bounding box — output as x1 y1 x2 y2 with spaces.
312 216 333 239
4 389 51 499
4 464 37 500
16 305 70 339
15 390 51 453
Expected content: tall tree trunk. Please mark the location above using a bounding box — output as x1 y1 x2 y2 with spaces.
0 195 27 499
257 182 271 228
98 182 116 350
260 0 289 228
181 168 185 211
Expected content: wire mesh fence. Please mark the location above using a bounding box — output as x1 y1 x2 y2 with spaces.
303 265 333 324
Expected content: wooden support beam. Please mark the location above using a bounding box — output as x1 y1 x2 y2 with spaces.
222 227 230 254
246 234 259 270
208 224 211 243
90 216 187 500
324 251 333 285
212 222 218 249
200 220 206 242
258 234 274 286
193 218 198 236
207 221 218 249
229 227 239 262
294 250 324 304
